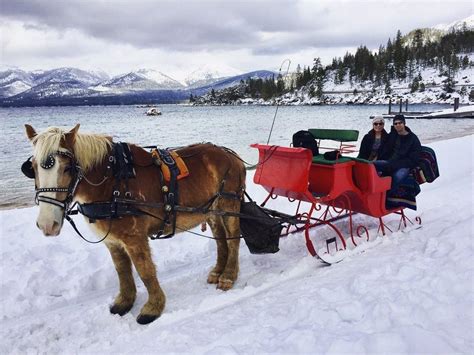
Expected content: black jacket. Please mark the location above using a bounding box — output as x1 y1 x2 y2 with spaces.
379 126 421 171
358 129 388 160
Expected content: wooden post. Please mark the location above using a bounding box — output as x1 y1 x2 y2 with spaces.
399 98 402 113
388 98 392 114
454 97 459 111
405 99 408 111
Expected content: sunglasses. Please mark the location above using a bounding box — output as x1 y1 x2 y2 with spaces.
373 122 384 126
393 121 404 125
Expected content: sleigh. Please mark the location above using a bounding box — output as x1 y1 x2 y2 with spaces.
251 129 422 263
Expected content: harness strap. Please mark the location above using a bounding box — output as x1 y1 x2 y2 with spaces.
111 142 136 197
65 212 112 244
152 149 181 239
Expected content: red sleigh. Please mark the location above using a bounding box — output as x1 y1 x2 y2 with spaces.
251 129 421 263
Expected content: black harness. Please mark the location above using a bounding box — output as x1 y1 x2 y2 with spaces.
151 149 180 238
22 143 244 242
70 142 145 222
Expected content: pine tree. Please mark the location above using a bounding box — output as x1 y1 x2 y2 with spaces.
393 30 406 79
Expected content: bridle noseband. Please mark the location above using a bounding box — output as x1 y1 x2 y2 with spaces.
23 150 83 211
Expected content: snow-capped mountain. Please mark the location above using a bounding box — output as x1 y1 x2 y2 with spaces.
184 64 241 88
433 14 473 32
15 80 92 100
0 69 35 98
94 69 185 92
0 67 109 99
404 15 473 46
32 67 109 86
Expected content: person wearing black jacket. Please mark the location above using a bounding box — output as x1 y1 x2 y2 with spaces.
373 114 421 191
358 116 389 160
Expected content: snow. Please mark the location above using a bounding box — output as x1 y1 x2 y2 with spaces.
0 80 32 97
267 58 474 106
1 135 473 354
184 63 242 87
433 14 474 32
134 68 183 87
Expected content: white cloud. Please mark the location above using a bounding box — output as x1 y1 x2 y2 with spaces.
1 0 472 79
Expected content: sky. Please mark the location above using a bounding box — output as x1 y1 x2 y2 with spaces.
1 0 473 80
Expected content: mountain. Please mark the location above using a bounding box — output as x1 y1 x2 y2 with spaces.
94 69 185 92
0 69 35 98
184 64 241 88
190 70 277 96
31 67 109 86
404 15 473 46
0 67 108 100
433 14 473 32
0 68 276 106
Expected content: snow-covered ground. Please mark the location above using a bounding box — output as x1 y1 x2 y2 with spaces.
1 135 473 354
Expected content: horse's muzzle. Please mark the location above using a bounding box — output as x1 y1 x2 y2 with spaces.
36 220 62 236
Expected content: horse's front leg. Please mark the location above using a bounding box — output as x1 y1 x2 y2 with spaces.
124 238 166 324
105 241 136 316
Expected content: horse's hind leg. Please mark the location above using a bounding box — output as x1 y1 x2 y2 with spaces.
124 239 166 324
219 214 240 291
206 216 228 285
106 241 136 316
207 213 240 291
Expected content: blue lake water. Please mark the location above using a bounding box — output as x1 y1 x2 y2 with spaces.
1 103 473 208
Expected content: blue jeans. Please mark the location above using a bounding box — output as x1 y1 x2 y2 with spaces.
373 160 410 192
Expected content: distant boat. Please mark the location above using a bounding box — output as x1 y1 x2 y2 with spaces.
145 108 162 116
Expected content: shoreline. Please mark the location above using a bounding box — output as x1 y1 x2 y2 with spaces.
3 131 473 212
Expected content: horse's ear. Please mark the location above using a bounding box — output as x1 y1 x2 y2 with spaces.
25 124 37 141
65 124 80 147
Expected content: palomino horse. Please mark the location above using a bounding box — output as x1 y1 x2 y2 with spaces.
24 124 246 324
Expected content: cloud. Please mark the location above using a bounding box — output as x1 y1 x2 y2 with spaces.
1 0 472 76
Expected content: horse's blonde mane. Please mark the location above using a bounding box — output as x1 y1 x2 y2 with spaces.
32 127 112 171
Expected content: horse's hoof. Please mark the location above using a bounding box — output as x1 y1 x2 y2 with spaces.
137 314 158 325
207 271 220 284
110 303 133 316
217 278 234 291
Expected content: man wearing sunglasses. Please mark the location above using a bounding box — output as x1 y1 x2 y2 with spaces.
373 114 422 193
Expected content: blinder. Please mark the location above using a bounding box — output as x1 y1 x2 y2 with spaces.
41 154 55 169
21 151 75 179
21 157 35 179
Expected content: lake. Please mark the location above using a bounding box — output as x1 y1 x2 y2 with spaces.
1 103 473 209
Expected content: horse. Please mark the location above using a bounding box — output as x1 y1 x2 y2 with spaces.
24 124 246 324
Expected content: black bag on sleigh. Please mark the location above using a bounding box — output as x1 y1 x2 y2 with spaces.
292 130 319 156
240 201 282 254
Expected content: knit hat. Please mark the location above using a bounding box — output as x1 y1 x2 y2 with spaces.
372 115 385 124
393 114 406 124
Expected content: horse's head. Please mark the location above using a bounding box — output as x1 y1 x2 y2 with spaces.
24 124 81 236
